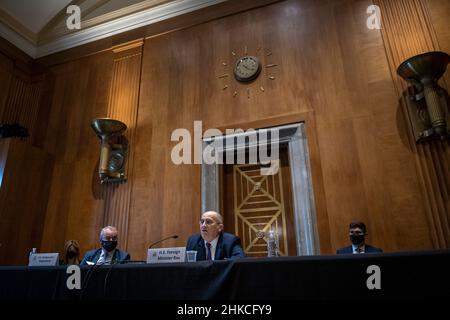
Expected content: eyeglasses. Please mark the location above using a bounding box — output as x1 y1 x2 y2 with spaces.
199 219 217 226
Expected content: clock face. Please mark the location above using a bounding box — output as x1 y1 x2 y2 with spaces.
234 56 261 82
218 46 278 98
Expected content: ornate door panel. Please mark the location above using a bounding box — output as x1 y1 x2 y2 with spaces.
223 148 296 257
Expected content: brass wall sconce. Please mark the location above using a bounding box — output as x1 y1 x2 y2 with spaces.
397 51 450 142
91 118 128 183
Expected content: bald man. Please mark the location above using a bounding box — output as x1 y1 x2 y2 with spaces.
186 211 245 261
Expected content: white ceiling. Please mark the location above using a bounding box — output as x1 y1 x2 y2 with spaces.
0 0 72 33
0 0 226 58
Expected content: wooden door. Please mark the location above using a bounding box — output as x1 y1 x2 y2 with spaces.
222 146 296 257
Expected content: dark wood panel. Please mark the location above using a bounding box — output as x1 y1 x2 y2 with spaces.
40 51 114 256
426 0 450 87
0 141 53 264
375 0 450 249
0 36 54 264
0 36 34 74
0 57 12 120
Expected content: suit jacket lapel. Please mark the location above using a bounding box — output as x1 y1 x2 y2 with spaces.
92 249 102 264
197 238 206 261
112 249 119 263
215 233 223 260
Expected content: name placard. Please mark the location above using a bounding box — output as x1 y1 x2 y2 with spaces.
147 247 186 264
28 253 59 266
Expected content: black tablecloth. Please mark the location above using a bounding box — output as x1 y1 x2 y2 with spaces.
1 250 449 300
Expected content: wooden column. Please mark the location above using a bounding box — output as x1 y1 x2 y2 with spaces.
375 0 450 248
101 40 144 249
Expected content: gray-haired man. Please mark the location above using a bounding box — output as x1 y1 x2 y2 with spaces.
80 226 130 265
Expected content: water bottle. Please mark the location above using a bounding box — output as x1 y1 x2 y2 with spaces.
267 230 278 257
28 248 37 265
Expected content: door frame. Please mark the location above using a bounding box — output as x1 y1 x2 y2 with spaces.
201 117 322 255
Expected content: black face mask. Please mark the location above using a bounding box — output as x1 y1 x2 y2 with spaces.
350 234 365 245
102 240 117 252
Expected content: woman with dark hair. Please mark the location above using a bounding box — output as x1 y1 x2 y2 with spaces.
62 240 81 265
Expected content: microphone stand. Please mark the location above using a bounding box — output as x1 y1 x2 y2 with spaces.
148 235 179 249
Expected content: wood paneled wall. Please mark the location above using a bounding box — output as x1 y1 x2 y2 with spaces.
131 0 441 258
0 140 53 264
39 52 113 256
374 0 450 248
425 0 450 244
0 41 52 264
1 0 450 264
101 41 143 248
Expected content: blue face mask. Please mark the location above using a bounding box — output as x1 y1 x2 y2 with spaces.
101 240 117 252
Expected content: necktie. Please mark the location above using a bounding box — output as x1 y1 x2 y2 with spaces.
206 242 212 260
97 251 106 265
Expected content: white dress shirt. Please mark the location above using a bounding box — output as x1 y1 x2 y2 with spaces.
204 236 219 261
352 244 365 254
96 248 116 264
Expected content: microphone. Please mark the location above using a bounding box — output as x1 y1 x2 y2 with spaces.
148 235 178 249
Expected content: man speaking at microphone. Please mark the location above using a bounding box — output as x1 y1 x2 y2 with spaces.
80 226 130 265
186 211 245 261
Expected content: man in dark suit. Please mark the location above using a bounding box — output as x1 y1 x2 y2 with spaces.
80 226 130 265
186 211 245 261
336 221 383 254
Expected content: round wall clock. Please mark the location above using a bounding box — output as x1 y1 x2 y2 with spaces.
234 56 261 82
218 46 278 98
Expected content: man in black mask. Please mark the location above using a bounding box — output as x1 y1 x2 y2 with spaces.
80 226 130 265
336 221 382 254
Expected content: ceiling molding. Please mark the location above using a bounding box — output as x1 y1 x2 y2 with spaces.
0 22 36 58
38 0 88 37
38 0 171 45
82 0 173 28
0 7 37 44
0 0 226 59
